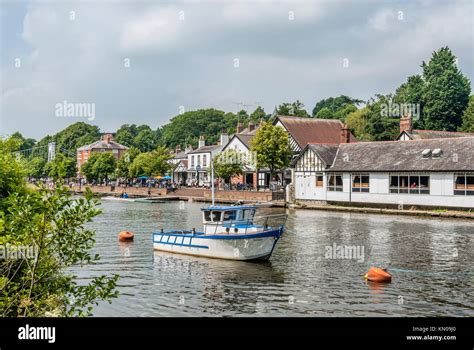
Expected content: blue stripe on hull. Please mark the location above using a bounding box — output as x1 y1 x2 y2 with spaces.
152 227 282 240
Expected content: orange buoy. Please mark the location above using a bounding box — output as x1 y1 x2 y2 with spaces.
118 231 134 242
364 267 392 283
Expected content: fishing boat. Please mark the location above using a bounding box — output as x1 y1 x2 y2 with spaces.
153 204 287 261
152 156 287 261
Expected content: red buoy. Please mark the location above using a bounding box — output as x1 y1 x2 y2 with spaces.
118 231 134 242
364 267 392 283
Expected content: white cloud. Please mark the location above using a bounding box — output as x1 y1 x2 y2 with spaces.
1 0 472 138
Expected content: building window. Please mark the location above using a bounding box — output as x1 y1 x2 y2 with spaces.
197 155 201 166
191 156 195 168
327 174 343 192
390 174 430 194
203 154 207 167
454 173 474 195
258 172 265 187
315 173 324 187
352 174 369 192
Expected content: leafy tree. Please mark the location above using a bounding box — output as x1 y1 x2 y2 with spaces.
212 150 244 185
10 132 36 152
0 137 27 203
134 128 159 152
115 127 135 147
128 147 171 178
393 75 425 128
365 95 400 141
116 147 141 180
160 109 246 149
345 107 372 141
459 95 474 132
421 47 471 131
0 138 118 316
315 107 333 119
80 152 116 183
26 157 47 179
312 95 362 120
249 106 268 123
276 100 309 117
250 122 292 185
45 153 76 180
92 153 117 183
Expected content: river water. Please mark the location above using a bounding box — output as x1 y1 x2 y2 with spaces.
72 200 473 317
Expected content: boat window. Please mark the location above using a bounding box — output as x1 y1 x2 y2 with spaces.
204 211 222 222
242 209 255 221
223 211 237 221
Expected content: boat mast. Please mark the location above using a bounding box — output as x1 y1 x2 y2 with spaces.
211 155 215 206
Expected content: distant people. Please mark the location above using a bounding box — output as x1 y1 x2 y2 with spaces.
410 182 417 188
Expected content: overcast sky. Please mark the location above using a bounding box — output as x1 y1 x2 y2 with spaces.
1 0 473 139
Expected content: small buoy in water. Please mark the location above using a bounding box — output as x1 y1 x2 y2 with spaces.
364 267 392 283
118 231 134 242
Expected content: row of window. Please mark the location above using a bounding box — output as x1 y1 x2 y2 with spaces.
190 154 207 168
312 173 474 196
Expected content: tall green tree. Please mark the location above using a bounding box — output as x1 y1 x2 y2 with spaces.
393 75 425 128
250 122 292 185
421 47 471 131
0 138 118 317
459 95 474 132
134 128 159 152
276 100 309 117
365 95 400 141
160 109 247 149
10 132 36 152
312 95 362 120
45 153 76 180
128 147 171 178
26 157 47 179
249 106 268 123
345 107 372 141
116 147 141 181
81 152 116 183
212 150 244 185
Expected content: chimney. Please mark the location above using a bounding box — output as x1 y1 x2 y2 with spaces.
340 124 351 144
185 144 193 154
175 144 182 153
236 121 243 133
400 115 413 134
248 121 255 132
220 129 229 146
101 133 114 144
198 135 205 148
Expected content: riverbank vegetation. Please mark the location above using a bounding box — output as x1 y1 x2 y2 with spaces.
0 138 118 317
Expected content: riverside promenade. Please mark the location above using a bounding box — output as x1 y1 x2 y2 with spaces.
73 185 474 219
73 185 284 205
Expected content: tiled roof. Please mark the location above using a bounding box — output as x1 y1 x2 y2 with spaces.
187 144 223 154
275 115 357 148
77 140 128 151
173 151 188 159
330 137 474 172
405 130 474 140
307 144 340 167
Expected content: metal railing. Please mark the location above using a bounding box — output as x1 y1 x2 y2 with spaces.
205 213 288 235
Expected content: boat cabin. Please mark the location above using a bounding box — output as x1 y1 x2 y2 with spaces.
201 205 259 234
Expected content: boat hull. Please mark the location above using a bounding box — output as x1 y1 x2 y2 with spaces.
153 228 283 261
